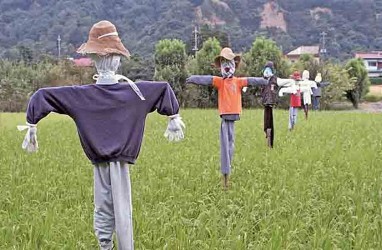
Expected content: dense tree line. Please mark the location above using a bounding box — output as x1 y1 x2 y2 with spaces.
0 37 369 112
0 0 381 61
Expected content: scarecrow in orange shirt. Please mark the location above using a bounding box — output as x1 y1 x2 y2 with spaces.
186 47 268 189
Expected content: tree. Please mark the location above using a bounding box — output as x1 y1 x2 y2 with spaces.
199 24 230 49
319 63 355 109
154 39 188 106
240 37 291 107
293 54 321 80
345 58 370 108
192 37 222 107
119 55 154 81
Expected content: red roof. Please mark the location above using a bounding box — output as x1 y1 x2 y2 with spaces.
72 57 93 67
355 51 382 59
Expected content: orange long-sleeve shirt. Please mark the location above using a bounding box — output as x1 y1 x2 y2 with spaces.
213 76 248 115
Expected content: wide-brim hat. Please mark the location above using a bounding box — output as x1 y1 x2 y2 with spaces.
214 47 241 68
77 20 130 58
264 61 274 70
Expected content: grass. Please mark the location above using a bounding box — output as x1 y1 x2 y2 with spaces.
1 109 382 249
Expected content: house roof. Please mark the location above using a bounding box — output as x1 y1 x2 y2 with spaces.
72 57 93 67
355 51 382 59
286 46 320 56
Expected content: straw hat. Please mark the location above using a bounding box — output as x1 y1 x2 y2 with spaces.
214 47 241 68
77 20 130 57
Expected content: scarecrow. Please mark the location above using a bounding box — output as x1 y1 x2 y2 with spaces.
278 71 302 130
278 70 319 130
186 47 268 190
18 20 185 250
311 73 330 110
300 70 318 119
259 61 278 148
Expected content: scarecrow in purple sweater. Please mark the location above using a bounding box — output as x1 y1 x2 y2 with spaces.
18 20 185 250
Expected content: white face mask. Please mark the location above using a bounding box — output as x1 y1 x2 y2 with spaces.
220 59 235 78
263 67 274 78
91 55 121 84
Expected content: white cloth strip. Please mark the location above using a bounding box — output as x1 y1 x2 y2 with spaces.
98 32 119 39
116 75 146 101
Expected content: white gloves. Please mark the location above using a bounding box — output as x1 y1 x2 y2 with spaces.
164 114 185 142
242 87 248 93
17 123 38 153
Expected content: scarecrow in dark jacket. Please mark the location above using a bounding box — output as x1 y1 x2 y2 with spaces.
186 47 268 189
260 61 278 148
311 73 330 110
18 20 185 250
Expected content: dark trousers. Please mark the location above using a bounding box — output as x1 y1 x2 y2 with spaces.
264 105 274 148
313 96 320 110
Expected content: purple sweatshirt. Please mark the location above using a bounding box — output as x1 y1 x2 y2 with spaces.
26 81 179 164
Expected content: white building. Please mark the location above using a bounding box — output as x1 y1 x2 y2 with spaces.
355 51 382 78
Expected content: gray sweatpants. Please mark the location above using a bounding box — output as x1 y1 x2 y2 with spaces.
220 119 235 175
94 161 133 250
288 107 298 130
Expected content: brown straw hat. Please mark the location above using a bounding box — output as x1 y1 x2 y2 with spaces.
214 47 241 68
76 20 130 57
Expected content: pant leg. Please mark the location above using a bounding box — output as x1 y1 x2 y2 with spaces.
227 120 235 166
317 97 321 110
269 108 274 147
109 161 134 250
312 97 318 110
94 163 115 243
303 104 308 119
264 106 274 147
288 107 294 130
294 107 298 125
220 119 231 175
264 106 272 132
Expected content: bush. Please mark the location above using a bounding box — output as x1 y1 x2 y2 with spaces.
364 94 382 102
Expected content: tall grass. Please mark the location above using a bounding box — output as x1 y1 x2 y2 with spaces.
1 109 382 249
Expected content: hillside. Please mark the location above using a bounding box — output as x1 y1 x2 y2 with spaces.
0 0 382 60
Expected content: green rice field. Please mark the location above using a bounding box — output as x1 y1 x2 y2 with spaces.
1 109 382 249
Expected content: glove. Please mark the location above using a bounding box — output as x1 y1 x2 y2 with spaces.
164 114 185 142
242 87 248 93
17 123 38 152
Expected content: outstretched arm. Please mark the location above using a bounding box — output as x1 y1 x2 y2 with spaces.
26 87 73 124
185 75 213 86
246 77 268 86
19 86 74 152
154 83 185 142
318 82 330 87
277 78 295 87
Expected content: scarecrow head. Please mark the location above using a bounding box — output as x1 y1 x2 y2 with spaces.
263 61 275 79
77 20 130 77
214 47 241 78
302 70 310 80
290 71 301 81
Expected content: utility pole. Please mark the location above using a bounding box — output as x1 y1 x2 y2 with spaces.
320 31 327 61
192 26 199 55
57 34 61 59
